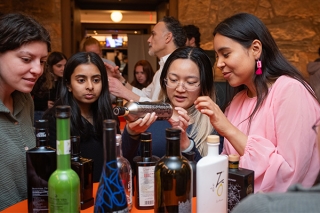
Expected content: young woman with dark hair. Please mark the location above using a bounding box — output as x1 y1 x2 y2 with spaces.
122 46 217 165
195 12 320 193
32 51 67 121
43 51 119 182
0 12 51 210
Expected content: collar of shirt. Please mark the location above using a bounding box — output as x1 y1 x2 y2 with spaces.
158 53 171 68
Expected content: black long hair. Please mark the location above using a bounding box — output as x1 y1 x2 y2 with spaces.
160 46 215 100
44 52 118 139
213 13 317 125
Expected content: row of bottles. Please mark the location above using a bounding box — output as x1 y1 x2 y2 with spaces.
27 104 254 213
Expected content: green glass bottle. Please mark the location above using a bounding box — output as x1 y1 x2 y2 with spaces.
154 128 192 213
48 105 80 213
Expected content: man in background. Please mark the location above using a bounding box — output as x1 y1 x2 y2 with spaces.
183 24 201 47
81 36 116 66
107 16 187 102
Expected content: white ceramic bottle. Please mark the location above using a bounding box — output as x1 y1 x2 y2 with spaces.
196 135 228 213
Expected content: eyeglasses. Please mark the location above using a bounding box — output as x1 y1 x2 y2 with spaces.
164 78 200 91
312 118 320 134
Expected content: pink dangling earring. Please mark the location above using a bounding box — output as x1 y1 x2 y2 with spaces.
256 59 262 75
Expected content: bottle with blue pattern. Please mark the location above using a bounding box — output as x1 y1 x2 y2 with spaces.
94 119 128 213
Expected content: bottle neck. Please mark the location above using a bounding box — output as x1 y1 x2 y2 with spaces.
56 118 71 170
103 129 117 163
140 141 152 158
229 161 239 169
116 143 123 158
35 129 49 147
207 143 219 156
166 139 180 157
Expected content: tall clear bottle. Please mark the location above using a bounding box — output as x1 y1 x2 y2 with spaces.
133 132 160 210
113 101 173 122
116 134 132 211
27 119 56 213
196 135 228 213
48 105 80 213
70 136 94 210
227 154 254 212
94 119 128 213
154 128 192 213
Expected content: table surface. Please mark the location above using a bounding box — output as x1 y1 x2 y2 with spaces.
3 183 197 213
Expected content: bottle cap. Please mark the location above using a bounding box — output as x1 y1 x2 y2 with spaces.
113 106 126 116
206 135 220 144
55 105 71 118
71 136 81 155
103 119 116 129
35 119 49 129
165 128 181 139
140 132 152 141
228 154 240 162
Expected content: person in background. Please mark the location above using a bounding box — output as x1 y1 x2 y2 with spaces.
307 47 320 100
120 54 128 80
31 62 52 122
183 24 201 47
0 12 51 211
130 60 154 90
114 50 121 67
82 36 116 67
122 47 217 165
107 16 187 102
195 13 320 193
43 52 120 182
46 51 67 109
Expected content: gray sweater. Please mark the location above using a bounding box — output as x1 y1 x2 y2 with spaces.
0 92 36 211
232 183 320 213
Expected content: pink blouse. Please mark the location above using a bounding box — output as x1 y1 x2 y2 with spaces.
222 75 320 193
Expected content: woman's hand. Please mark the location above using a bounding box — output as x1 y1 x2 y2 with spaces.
126 112 158 135
194 96 231 136
48 100 54 109
168 107 190 133
168 107 191 151
194 96 248 155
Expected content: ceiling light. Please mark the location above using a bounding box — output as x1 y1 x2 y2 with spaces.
111 11 123 22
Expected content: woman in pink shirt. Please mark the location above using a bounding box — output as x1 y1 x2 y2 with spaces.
195 13 320 193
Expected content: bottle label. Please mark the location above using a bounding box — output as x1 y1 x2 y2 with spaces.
32 187 49 211
138 166 155 206
56 139 71 155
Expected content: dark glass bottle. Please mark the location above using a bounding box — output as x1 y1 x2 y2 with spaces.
116 97 124 107
116 134 132 211
182 151 197 197
94 119 128 213
228 154 254 212
113 101 173 122
27 119 56 213
70 136 94 210
133 132 160 210
48 105 80 213
154 128 192 213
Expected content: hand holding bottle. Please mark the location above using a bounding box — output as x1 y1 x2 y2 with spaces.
126 112 158 135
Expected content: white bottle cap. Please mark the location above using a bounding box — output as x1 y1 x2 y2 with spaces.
206 135 220 144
